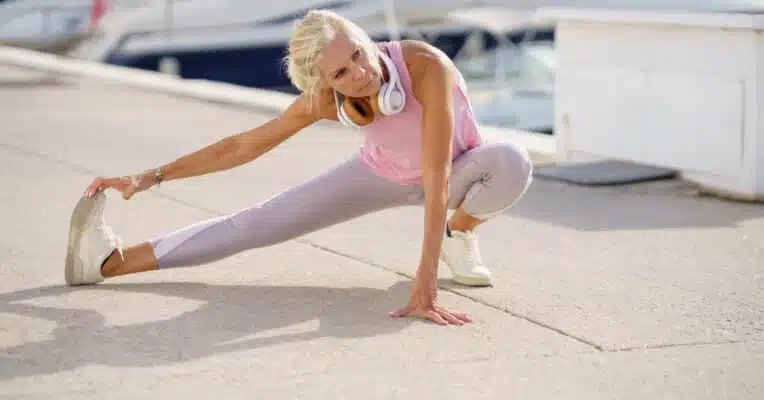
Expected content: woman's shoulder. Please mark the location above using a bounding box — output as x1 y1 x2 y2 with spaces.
399 40 444 71
397 40 457 94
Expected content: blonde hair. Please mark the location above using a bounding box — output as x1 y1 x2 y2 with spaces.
284 9 377 103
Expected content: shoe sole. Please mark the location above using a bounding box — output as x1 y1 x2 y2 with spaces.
65 192 102 285
439 255 493 287
452 274 492 287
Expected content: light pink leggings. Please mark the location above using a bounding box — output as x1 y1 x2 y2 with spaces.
149 142 533 269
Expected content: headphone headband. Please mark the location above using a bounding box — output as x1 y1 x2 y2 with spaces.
376 49 406 116
378 51 399 92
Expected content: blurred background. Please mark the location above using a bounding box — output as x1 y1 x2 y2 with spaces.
2 0 762 135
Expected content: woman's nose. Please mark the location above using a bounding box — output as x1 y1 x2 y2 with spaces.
353 65 366 80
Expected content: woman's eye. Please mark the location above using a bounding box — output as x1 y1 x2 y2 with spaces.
352 49 360 60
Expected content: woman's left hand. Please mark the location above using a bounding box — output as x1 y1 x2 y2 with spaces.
390 277 472 326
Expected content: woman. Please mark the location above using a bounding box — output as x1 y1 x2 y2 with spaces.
66 9 533 326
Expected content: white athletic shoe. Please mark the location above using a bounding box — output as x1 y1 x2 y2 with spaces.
65 191 122 286
440 229 492 287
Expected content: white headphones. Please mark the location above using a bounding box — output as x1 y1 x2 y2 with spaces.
335 50 406 129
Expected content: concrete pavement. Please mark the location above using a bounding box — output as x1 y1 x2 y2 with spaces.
0 63 763 399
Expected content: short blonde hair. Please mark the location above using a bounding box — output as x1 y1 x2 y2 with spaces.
284 9 377 102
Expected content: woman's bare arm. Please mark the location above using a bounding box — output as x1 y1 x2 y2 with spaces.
411 44 455 283
390 41 474 326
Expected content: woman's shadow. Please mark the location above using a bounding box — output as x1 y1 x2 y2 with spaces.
0 280 416 380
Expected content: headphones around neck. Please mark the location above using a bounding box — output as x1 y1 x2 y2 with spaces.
334 50 406 129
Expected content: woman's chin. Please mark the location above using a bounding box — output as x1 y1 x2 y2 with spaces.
346 90 368 99
341 84 379 99
360 88 380 99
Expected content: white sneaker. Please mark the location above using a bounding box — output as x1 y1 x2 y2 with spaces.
440 229 492 287
65 191 123 285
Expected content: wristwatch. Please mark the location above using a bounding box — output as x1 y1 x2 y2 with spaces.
154 167 164 186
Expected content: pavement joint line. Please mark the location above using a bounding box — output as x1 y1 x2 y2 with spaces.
606 338 763 353
301 240 606 352
0 140 96 177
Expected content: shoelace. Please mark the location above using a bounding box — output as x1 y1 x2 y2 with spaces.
95 219 124 259
463 233 485 266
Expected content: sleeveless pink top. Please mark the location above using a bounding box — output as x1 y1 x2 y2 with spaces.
359 41 484 186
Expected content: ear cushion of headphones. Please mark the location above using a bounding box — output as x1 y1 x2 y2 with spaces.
377 52 406 116
341 97 376 127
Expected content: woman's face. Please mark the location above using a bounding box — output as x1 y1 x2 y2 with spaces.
318 33 382 98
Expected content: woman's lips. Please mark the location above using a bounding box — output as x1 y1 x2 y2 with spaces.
359 73 377 92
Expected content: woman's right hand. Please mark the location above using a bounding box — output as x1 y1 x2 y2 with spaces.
84 170 156 200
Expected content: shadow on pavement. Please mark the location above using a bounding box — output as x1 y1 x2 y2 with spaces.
0 280 416 380
508 181 764 231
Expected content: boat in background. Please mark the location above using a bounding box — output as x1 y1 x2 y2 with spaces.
0 0 150 54
70 0 554 93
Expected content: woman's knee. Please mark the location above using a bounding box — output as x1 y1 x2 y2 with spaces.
465 142 533 219
484 142 534 190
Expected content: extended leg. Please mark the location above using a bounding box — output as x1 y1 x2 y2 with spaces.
148 156 418 271
67 156 419 284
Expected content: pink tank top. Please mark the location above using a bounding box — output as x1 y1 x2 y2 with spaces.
359 41 484 185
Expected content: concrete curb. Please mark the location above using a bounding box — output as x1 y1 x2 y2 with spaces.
0 45 296 112
0 45 557 158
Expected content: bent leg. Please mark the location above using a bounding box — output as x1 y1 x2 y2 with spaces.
447 141 533 221
149 155 419 269
436 142 533 286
